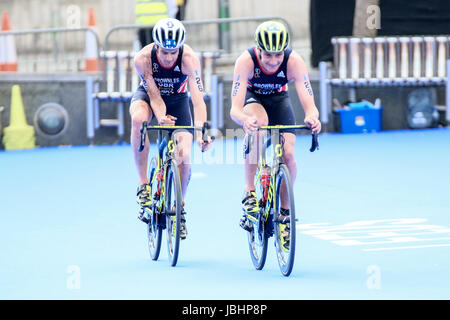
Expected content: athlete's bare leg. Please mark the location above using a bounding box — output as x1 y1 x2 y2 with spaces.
243 103 268 192
130 100 153 185
174 131 193 200
280 132 296 209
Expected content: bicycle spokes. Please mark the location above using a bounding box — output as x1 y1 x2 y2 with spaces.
165 163 182 267
273 164 296 276
146 157 163 261
247 210 268 271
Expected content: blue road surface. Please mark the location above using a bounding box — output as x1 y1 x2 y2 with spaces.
1 128 450 299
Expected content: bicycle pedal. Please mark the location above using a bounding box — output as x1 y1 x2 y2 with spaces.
239 218 253 232
137 209 150 224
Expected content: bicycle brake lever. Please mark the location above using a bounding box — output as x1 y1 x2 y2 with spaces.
310 132 319 152
243 133 254 159
138 121 148 152
201 122 213 152
202 122 210 142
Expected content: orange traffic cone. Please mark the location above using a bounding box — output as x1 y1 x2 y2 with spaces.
85 8 98 72
0 29 5 71
1 12 18 72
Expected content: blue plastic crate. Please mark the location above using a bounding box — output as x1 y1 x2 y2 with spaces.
335 107 382 133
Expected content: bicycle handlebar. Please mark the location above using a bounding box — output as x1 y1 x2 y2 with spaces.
138 121 211 152
243 125 319 158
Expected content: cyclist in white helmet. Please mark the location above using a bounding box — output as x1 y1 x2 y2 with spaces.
230 21 321 244
130 18 211 239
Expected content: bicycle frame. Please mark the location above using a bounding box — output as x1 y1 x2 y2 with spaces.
254 130 282 224
138 121 210 265
139 122 211 214
251 125 318 219
244 124 319 275
151 128 179 214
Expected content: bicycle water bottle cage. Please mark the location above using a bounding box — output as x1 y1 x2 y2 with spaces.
156 168 164 197
260 166 271 203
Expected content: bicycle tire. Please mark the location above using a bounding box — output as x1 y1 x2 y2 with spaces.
147 156 162 261
273 164 296 276
247 167 269 270
247 219 269 270
165 160 182 267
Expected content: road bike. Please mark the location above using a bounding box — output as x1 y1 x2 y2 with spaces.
137 121 210 266
242 124 319 276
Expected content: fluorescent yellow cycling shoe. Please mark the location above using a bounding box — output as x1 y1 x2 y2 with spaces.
242 191 259 222
279 209 290 252
137 183 152 207
279 223 290 252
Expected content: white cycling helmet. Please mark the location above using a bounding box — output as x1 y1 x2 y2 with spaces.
152 18 186 49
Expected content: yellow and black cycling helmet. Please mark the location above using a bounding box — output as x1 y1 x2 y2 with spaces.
254 21 290 53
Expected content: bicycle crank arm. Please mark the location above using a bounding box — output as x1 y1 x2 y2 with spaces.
272 217 299 223
164 210 177 216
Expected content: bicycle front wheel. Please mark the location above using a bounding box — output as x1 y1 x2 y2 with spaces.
247 216 268 270
164 160 182 267
247 167 269 270
273 164 296 276
147 156 163 261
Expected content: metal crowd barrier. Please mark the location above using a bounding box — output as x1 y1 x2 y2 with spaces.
90 51 139 139
0 27 101 72
331 35 450 83
319 35 450 127
0 27 103 143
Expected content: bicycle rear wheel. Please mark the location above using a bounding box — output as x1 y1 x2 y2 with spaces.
273 164 296 276
165 160 182 267
147 156 163 261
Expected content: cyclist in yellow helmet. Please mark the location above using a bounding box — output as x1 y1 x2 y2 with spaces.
230 20 321 236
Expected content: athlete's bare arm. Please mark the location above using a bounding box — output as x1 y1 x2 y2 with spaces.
182 45 211 150
287 51 321 133
182 45 207 127
229 51 259 133
134 44 175 125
